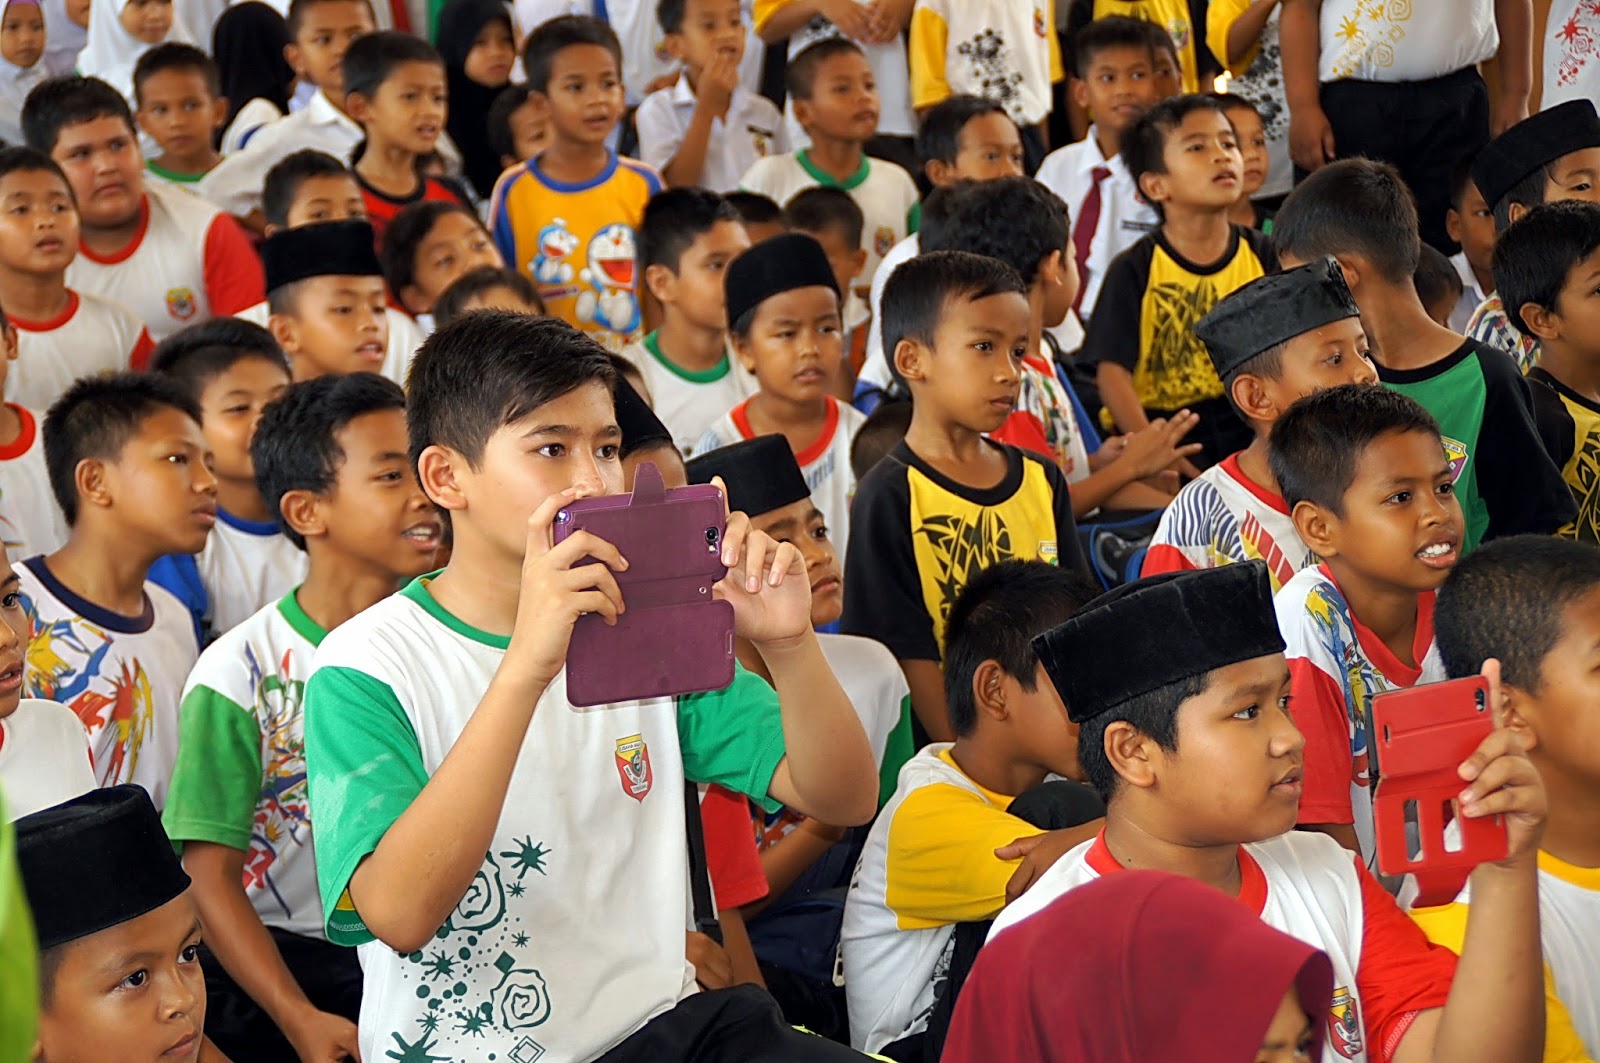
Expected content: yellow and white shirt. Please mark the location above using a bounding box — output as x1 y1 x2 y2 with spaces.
908 0 1062 126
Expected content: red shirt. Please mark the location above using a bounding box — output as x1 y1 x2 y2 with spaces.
357 174 471 249
700 784 769 910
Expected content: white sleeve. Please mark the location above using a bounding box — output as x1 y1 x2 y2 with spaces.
634 93 683 174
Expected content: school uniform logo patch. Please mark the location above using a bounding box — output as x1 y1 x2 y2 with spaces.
1441 435 1469 483
748 125 775 157
615 733 653 801
874 226 896 258
165 286 197 321
1034 5 1047 36
1327 985 1363 1058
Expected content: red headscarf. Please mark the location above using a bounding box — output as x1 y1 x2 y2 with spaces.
942 870 1334 1063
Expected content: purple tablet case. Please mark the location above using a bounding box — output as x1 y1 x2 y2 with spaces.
552 462 734 706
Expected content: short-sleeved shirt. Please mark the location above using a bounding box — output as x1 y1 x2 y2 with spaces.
755 0 917 141
199 90 364 219
355 174 471 247
1528 368 1600 545
989 829 1458 1063
1142 452 1312 589
1543 0 1600 110
1092 0 1200 90
150 509 310 644
9 290 154 411
907 0 1063 126
1315 0 1497 83
1080 226 1275 414
489 151 662 351
1466 292 1541 372
1275 564 1447 866
619 331 758 455
162 592 327 936
700 783 769 910
18 556 198 807
1448 252 1490 336
988 354 1095 484
859 232 919 391
840 440 1086 662
0 407 68 564
1378 339 1576 551
635 80 786 194
303 575 790 1061
0 699 94 821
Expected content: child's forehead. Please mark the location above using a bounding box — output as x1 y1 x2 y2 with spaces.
1551 145 1600 183
295 172 362 197
548 42 619 78
681 0 740 18
688 218 751 254
381 57 446 86
939 287 1030 329
1179 654 1291 714
0 165 69 196
1346 427 1448 485
57 113 137 146
1083 42 1153 72
332 404 407 455
297 0 373 33
495 378 618 437
815 49 872 78
52 893 200 980
753 283 839 320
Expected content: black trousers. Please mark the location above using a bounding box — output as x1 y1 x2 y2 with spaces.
1309 67 1490 254
596 984 872 1062
199 929 363 1063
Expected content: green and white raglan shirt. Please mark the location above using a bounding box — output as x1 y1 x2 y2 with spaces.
162 592 327 938
303 577 790 1063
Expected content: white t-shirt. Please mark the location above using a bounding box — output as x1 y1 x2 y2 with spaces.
17 556 198 807
9 290 153 411
1543 0 1600 109
909 0 1057 125
772 2 917 143
0 406 68 563
200 90 364 218
1448 251 1489 336
819 631 908 772
692 395 864 563
637 80 786 194
861 232 917 391
197 510 310 638
1317 0 1498 82
0 699 94 821
234 300 423 389
619 331 758 455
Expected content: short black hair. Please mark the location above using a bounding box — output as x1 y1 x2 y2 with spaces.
1274 157 1421 285
850 397 910 480
1212 92 1258 116
1268 384 1441 516
522 15 621 94
342 30 442 104
432 266 544 327
44 373 202 525
1141 18 1181 68
724 189 782 228
1414 242 1462 314
252 372 406 549
880 250 1027 384
943 561 1099 737
911 180 965 256
1121 94 1230 220
132 42 219 105
406 311 616 470
919 175 1069 287
783 186 863 249
0 145 71 199
380 199 486 310
1493 200 1600 338
262 149 352 229
639 186 741 272
286 0 376 39
487 82 534 162
656 0 686 33
1449 152 1480 212
1437 535 1600 692
914 94 1010 168
1078 672 1204 800
23 76 135 155
786 36 864 102
1492 166 1555 233
1072 15 1156 78
149 317 291 404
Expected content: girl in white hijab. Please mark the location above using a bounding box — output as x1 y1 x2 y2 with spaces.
77 0 191 103
0 0 46 144
40 0 83 77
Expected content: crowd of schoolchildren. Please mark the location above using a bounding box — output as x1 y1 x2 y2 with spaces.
5 0 1600 1059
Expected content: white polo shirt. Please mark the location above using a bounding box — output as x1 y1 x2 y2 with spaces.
636 79 786 194
200 90 363 218
1317 0 1498 82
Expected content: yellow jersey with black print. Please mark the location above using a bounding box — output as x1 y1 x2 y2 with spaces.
1529 367 1600 544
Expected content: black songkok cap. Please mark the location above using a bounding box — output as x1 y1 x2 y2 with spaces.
16 786 191 950
613 371 671 458
1033 560 1286 723
262 219 383 292
686 434 809 517
1195 256 1360 380
1472 100 1600 212
724 232 840 328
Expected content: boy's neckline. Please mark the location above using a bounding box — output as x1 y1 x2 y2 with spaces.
147 159 209 184
1091 828 1269 913
643 329 729 382
531 146 618 189
24 553 155 634
797 147 869 190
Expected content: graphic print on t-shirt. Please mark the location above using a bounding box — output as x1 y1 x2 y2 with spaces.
1303 585 1377 791
1139 277 1229 411
242 640 311 912
25 612 154 786
1326 1 1410 79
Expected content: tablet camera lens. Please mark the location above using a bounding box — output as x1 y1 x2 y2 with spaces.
556 510 570 524
705 527 720 548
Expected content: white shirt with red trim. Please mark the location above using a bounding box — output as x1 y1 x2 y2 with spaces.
66 183 266 342
0 406 67 562
0 699 95 821
1142 453 1312 589
1274 564 1447 867
988 829 1458 1063
692 395 865 564
9 289 154 410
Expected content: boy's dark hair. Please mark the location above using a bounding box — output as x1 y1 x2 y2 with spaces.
725 189 782 228
912 180 965 257
786 37 864 102
406 311 617 470
1490 166 1554 232
639 186 741 272
22 76 135 155
380 199 484 306
522 15 621 94
262 149 352 229
1072 15 1156 79
656 0 688 34
1413 242 1462 314
252 372 406 549
1078 673 1203 800
1436 534 1600 692
920 175 1069 287
132 43 220 105
43 373 203 525
0 145 71 198
783 186 863 249
432 266 544 327
1212 92 1260 119
1121 93 1229 220
914 94 1009 167
1268 384 1441 516
1491 200 1600 338
880 250 1027 385
342 30 442 104
1141 18 1182 68
487 82 533 162
944 561 1099 737
1274 158 1421 286
149 317 291 403
285 0 376 39
850 398 911 480
1449 152 1480 212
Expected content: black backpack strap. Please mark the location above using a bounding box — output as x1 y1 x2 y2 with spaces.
684 780 723 944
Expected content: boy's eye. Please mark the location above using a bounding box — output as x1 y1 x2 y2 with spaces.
1232 704 1260 721
378 469 403 482
597 443 620 460
119 968 149 990
1326 353 1342 366
179 944 199 964
536 443 565 458
167 453 188 465
811 524 829 541
1 592 19 609
1386 490 1411 504
1437 480 1455 496
973 340 992 353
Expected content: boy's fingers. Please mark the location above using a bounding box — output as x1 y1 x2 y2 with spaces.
546 529 628 572
566 561 626 611
1480 658 1507 727
1174 442 1205 457
721 509 749 566
1461 781 1540 820
994 834 1043 861
1458 726 1521 782
1459 750 1534 807
569 588 622 626
769 541 801 585
524 487 580 558
742 530 770 592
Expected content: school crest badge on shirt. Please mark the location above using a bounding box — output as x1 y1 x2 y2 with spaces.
615 733 653 801
1328 985 1364 1058
166 287 197 322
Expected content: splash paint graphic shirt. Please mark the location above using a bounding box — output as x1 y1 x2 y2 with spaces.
17 555 198 807
162 592 327 937
1142 453 1312 590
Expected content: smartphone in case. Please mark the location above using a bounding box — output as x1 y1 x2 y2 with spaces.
551 461 734 707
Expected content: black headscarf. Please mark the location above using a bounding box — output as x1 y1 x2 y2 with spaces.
437 0 514 199
212 1 294 138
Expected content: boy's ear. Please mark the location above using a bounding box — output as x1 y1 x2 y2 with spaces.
344 90 372 124
1499 687 1541 754
849 247 868 280
729 330 756 374
1508 200 1531 226
416 444 469 512
1229 372 1275 424
972 659 1011 723
1519 300 1562 342
401 283 430 316
661 31 685 63
1102 720 1157 791
277 488 324 542
643 262 677 304
1290 499 1338 558
1069 76 1089 114
1444 208 1463 245
925 158 952 186
1328 255 1361 298
267 313 301 356
210 95 229 130
283 42 305 79
892 338 926 383
73 457 112 514
1136 169 1169 208
792 97 813 130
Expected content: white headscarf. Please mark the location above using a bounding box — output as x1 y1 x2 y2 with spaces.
0 0 48 144
40 0 83 76
78 0 193 103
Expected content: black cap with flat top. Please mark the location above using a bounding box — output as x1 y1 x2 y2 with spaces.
686 434 809 517
262 218 384 292
1472 99 1600 211
1195 256 1361 380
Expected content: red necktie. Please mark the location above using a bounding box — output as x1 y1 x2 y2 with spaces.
1072 165 1111 312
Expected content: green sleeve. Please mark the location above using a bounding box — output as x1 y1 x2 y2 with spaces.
162 685 264 851
303 665 429 945
907 199 922 235
0 801 38 1063
676 663 787 814
878 695 915 808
